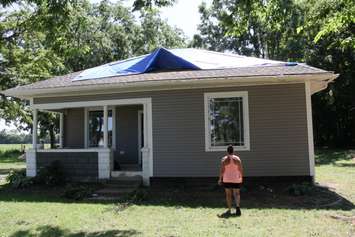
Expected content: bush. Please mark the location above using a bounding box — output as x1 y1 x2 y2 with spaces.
287 183 314 196
129 188 149 203
63 184 95 200
6 169 32 189
33 160 65 186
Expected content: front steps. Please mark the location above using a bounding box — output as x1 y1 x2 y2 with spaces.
89 176 142 200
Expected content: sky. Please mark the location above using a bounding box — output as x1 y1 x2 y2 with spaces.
0 0 210 132
158 0 211 38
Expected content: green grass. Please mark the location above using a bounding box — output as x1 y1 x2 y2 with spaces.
0 146 354 237
0 144 27 175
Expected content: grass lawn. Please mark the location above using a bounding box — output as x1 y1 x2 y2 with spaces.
0 144 27 175
0 145 354 237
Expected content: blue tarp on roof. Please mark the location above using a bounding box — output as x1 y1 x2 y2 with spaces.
73 48 200 81
73 47 296 81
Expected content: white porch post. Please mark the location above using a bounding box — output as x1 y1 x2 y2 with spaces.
59 113 64 148
84 108 88 148
141 102 150 186
103 105 108 148
98 105 111 179
32 108 38 149
27 108 38 177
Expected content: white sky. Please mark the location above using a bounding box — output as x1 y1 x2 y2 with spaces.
159 0 211 38
0 119 18 131
0 0 210 132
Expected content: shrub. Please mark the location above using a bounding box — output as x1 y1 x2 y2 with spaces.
33 160 65 186
129 188 149 203
6 169 32 189
63 184 95 200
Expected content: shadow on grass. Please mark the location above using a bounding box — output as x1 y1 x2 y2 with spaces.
334 162 355 167
0 182 353 211
315 149 353 165
9 225 139 237
127 183 354 211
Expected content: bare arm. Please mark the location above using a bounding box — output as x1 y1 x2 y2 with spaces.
218 159 225 184
239 159 244 177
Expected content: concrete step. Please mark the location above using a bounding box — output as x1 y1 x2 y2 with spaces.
111 171 143 178
109 175 142 185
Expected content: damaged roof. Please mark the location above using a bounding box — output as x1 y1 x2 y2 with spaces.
2 48 335 98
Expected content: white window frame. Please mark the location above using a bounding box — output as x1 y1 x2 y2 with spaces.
204 91 250 152
85 106 114 148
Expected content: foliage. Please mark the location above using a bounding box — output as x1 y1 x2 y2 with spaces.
0 129 31 144
300 0 355 147
0 0 186 146
5 169 32 188
194 0 305 61
33 160 65 186
128 188 149 203
194 0 355 147
132 0 175 11
63 183 95 200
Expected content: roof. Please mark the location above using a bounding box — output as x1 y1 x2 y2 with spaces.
2 48 336 98
73 48 286 81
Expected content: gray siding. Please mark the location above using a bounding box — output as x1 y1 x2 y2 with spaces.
35 83 310 177
37 152 98 181
63 108 84 148
115 105 142 164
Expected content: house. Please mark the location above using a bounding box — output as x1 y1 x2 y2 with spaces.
1 48 337 185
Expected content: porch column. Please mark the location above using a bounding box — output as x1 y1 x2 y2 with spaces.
142 102 150 186
32 108 38 149
28 108 38 177
59 113 64 148
103 105 108 148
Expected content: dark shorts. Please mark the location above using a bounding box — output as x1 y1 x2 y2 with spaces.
223 182 242 189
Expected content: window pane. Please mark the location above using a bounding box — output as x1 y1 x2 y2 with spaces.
88 110 112 147
209 97 244 146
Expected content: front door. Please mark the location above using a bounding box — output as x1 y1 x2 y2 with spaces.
114 105 143 170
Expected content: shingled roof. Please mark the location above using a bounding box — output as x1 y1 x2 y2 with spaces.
2 48 335 98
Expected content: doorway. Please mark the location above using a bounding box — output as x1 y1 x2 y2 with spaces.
114 105 143 171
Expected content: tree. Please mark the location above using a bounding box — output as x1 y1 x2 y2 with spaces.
299 0 355 147
193 0 355 147
194 0 305 61
132 0 175 11
133 9 186 54
0 0 186 146
0 7 65 139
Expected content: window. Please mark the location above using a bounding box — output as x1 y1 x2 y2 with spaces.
88 110 112 147
204 91 250 151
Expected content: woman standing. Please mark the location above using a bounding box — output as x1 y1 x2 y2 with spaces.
218 145 243 217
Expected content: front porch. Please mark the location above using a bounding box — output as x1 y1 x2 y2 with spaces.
27 98 153 185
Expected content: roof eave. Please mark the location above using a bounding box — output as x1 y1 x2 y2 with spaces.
2 73 337 100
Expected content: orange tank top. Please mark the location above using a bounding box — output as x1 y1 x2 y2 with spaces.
222 155 242 183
